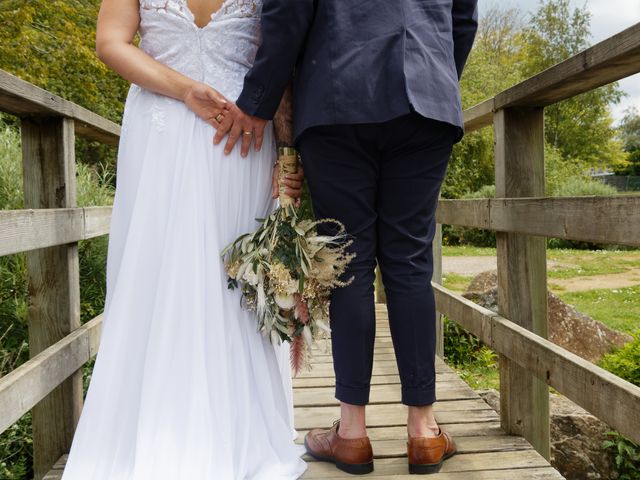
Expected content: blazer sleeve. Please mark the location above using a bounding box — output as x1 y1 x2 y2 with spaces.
236 0 315 120
452 0 479 80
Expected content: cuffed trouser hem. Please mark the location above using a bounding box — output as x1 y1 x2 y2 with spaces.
402 386 437 407
336 383 370 406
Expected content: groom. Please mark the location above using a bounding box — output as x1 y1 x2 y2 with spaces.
217 0 478 475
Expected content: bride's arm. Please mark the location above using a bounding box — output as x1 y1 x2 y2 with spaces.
96 0 229 125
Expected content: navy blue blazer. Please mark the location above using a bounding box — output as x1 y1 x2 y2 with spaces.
236 0 478 142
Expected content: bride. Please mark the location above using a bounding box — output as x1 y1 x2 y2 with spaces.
61 0 307 478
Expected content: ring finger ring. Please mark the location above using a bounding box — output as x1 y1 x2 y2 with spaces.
243 131 253 136
215 114 224 124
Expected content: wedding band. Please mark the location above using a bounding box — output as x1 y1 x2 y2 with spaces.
243 131 253 136
215 114 224 123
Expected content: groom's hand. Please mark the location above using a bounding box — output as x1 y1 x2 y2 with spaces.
213 105 267 158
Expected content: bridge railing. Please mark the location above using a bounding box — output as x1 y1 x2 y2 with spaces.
0 21 639 479
432 21 640 458
0 69 118 479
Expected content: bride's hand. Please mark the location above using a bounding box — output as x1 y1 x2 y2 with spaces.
272 163 305 206
182 83 230 128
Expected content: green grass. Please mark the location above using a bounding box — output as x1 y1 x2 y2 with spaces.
547 249 640 279
442 246 496 257
442 273 473 292
454 363 500 390
558 286 640 334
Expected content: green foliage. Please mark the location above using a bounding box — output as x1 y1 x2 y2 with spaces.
552 176 618 197
619 107 640 153
615 109 640 176
600 333 640 387
602 431 640 480
443 317 482 366
519 0 623 166
0 0 128 124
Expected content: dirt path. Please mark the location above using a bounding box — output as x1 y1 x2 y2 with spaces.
549 269 640 292
443 256 640 292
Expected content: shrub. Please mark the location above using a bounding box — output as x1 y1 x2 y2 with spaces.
599 332 640 388
602 431 640 480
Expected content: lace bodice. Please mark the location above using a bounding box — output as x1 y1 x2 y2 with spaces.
138 0 262 101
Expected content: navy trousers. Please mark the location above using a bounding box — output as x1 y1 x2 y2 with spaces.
298 113 456 406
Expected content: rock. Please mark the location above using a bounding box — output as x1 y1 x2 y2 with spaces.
462 270 632 363
478 389 618 480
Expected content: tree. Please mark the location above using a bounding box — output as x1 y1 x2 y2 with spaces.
0 0 129 124
443 7 526 198
615 108 640 176
519 0 623 166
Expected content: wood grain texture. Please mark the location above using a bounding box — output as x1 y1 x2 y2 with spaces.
433 284 640 445
436 196 640 247
0 316 103 435
494 107 550 460
0 207 112 256
43 306 563 480
21 117 84 479
0 69 120 145
495 22 640 109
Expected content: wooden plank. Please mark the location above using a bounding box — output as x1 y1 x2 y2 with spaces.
293 383 478 407
0 69 120 145
436 196 640 247
463 98 495 133
21 117 83 479
433 284 495 346
494 107 550 460
0 207 112 257
294 402 498 431
495 22 640 109
303 450 553 478
0 315 103 436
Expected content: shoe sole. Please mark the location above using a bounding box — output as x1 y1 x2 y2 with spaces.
304 437 374 475
408 451 456 475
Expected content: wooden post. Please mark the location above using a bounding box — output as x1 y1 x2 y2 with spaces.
375 265 387 304
21 117 83 479
432 223 444 358
494 107 550 460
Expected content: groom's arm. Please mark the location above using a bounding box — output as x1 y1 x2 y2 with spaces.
236 0 316 120
452 0 479 80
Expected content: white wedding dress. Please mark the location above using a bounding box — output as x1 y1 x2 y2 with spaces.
61 0 307 478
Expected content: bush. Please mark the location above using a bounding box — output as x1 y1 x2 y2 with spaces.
599 332 640 388
602 431 640 480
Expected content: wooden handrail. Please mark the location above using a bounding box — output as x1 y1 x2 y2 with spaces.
0 207 112 257
0 70 120 145
436 196 640 247
433 284 640 446
0 316 103 435
464 22 640 133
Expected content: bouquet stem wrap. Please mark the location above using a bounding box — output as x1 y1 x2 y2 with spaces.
221 147 354 375
278 147 298 208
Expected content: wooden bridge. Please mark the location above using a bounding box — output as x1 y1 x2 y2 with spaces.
1 21 640 480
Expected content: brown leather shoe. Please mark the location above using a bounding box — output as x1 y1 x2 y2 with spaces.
407 428 457 474
304 420 374 475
